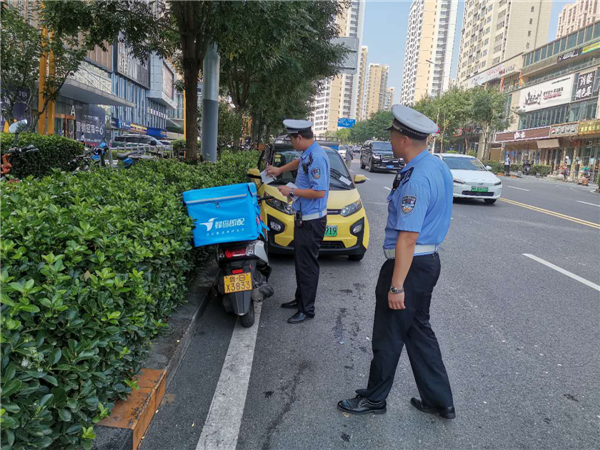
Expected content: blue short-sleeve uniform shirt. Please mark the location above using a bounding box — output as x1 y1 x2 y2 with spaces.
294 142 330 215
383 149 453 251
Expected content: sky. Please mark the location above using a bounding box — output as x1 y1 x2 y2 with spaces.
361 0 575 99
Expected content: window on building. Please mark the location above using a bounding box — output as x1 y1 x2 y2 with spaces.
529 18 533 25
567 32 578 49
527 30 532 37
559 37 567 52
595 22 600 39
531 6 535 12
541 46 547 59
526 42 530 49
534 48 541 62
585 25 594 41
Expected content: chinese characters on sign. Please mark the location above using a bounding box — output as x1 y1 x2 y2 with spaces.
579 120 600 135
550 123 579 136
513 131 526 140
75 104 106 145
574 71 595 101
519 75 574 112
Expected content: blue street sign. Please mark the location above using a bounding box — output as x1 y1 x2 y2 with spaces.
338 118 356 128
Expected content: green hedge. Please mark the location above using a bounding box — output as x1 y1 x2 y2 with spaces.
531 165 552 176
0 133 84 179
482 160 505 174
172 139 186 154
0 151 259 450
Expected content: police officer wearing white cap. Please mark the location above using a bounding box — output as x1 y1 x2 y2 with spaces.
338 105 456 419
266 119 330 324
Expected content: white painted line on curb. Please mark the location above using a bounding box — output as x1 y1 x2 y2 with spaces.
196 303 262 450
523 254 600 292
577 200 600 208
384 187 391 191
507 186 530 191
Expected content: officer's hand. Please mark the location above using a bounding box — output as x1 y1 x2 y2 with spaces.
388 291 405 310
277 185 292 197
266 163 282 177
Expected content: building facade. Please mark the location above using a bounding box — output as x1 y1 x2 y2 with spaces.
457 0 552 86
310 0 366 137
557 0 599 39
400 0 458 105
491 22 600 181
364 63 389 119
384 87 395 111
356 46 368 121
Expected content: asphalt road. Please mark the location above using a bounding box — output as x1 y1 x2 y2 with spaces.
141 158 600 450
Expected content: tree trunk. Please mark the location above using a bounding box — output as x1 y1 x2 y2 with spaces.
183 61 200 162
265 125 271 145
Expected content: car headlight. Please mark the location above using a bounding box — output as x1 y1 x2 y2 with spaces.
494 181 502 186
266 198 295 215
340 200 363 217
453 179 465 185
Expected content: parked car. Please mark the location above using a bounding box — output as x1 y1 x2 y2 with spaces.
360 140 404 172
337 145 348 159
247 140 370 261
433 153 502 204
112 135 166 149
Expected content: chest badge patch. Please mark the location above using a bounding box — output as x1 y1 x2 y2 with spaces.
401 195 417 214
402 167 414 185
311 167 321 179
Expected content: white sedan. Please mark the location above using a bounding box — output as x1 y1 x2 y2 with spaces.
433 153 502 204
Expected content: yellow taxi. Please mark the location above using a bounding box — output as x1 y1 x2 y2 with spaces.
248 140 369 261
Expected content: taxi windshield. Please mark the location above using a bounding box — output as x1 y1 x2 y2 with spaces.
270 147 353 190
442 156 487 171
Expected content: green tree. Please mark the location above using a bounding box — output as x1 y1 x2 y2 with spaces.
470 86 510 159
336 128 352 144
350 110 393 144
1 4 87 131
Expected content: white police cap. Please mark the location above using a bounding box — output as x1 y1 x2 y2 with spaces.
283 119 313 135
386 104 438 140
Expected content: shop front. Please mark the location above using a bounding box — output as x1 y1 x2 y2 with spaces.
576 119 600 180
494 126 553 164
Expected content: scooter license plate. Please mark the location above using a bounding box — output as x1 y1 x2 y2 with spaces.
223 273 253 294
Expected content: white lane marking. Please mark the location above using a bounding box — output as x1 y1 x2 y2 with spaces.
523 254 600 292
507 186 530 191
196 303 262 450
349 169 355 173
577 200 600 208
384 187 391 191
365 177 371 180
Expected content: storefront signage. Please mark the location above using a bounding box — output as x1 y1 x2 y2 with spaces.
72 61 112 94
582 41 600 54
557 48 581 63
116 40 150 89
550 123 579 136
574 71 595 101
579 119 600 135
130 123 147 134
495 126 551 143
518 75 574 112
468 61 518 88
75 104 106 145
147 127 167 138
147 107 167 120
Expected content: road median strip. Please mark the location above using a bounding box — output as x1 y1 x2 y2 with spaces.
499 198 600 229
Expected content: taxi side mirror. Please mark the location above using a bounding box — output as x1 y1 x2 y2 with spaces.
247 167 261 180
485 165 492 171
354 174 367 184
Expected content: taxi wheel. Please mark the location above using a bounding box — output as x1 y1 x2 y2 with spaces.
360 160 365 169
484 199 497 205
240 299 255 328
348 254 364 261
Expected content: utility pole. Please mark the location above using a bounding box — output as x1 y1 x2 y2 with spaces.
201 44 219 162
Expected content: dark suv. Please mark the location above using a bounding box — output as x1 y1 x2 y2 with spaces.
360 141 404 173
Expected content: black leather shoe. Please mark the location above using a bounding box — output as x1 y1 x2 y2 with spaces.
281 300 298 309
287 311 314 324
337 395 386 415
410 397 456 419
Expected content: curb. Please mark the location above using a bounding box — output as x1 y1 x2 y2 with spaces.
93 261 219 450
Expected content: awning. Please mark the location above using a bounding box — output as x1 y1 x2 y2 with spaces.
537 139 560 149
58 78 135 108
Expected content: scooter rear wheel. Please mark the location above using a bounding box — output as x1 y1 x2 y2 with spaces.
239 299 255 328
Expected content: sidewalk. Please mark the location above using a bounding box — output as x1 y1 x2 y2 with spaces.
505 172 599 191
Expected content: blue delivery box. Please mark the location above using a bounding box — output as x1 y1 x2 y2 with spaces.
183 183 265 247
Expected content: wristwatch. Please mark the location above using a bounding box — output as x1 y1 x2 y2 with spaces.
290 187 295 197
390 285 404 294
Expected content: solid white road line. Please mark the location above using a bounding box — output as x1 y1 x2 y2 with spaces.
523 254 600 292
365 177 371 180
577 200 600 208
196 303 262 450
507 186 530 191
384 187 391 191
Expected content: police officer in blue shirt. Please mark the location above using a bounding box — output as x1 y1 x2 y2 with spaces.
338 105 456 419
266 120 330 324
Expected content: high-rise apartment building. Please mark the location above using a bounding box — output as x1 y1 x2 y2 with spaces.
400 0 458 106
384 87 395 111
557 0 599 39
364 63 389 119
356 46 368 121
457 0 552 86
311 0 366 137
